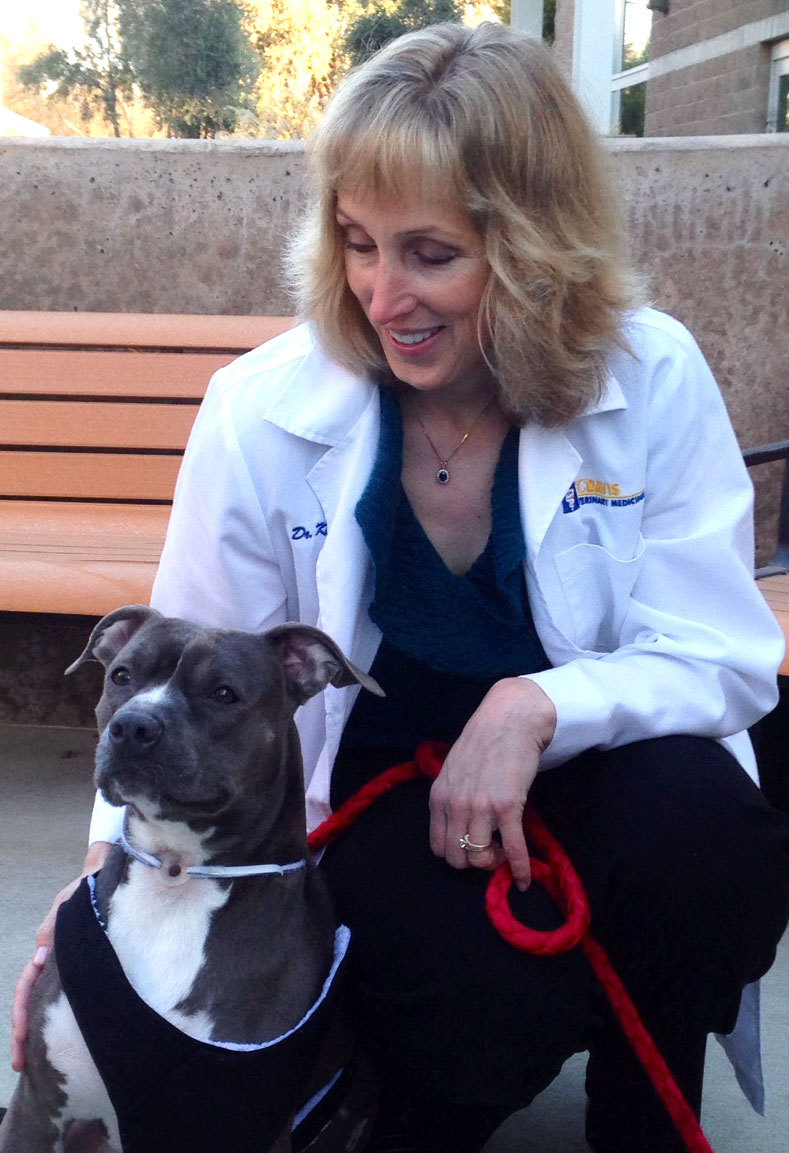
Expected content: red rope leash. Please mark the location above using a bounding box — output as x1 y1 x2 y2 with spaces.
307 741 714 1153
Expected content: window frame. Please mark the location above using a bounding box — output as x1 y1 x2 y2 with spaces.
767 39 789 132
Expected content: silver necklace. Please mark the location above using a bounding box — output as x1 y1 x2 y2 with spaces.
414 396 494 485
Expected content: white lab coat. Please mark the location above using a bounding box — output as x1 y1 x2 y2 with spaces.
90 306 783 842
88 308 783 1110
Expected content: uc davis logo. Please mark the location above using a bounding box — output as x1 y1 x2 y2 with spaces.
562 478 645 514
562 483 580 514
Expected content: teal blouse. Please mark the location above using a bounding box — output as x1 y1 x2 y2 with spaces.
339 388 550 759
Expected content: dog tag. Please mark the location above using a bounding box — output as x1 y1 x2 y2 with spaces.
158 851 191 887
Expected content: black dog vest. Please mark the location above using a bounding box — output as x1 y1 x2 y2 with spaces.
55 876 350 1153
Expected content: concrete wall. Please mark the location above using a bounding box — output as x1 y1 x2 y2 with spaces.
606 135 788 574
0 138 306 316
606 134 787 449
1 132 787 724
2 132 785 447
0 613 102 728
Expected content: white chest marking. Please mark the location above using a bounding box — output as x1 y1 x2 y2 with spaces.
130 815 217 862
43 992 121 1149
107 862 230 1039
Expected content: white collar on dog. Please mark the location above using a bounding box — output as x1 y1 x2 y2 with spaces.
119 816 307 883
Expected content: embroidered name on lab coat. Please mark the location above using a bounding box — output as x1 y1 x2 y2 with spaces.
291 521 328 541
562 480 645 514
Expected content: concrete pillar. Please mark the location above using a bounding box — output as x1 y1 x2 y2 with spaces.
554 0 617 132
571 0 617 131
510 0 544 39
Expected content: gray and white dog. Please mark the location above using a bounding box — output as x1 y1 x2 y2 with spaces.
0 605 382 1153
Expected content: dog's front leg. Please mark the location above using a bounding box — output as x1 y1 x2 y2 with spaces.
63 1119 119 1153
0 1077 62 1153
0 956 121 1153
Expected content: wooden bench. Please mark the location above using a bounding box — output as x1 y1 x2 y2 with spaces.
0 308 786 679
0 311 292 616
757 575 789 675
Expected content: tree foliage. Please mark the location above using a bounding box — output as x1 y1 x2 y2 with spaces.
246 1 512 138
118 0 259 137
14 1 558 140
342 0 463 67
18 1 133 137
542 0 555 44
247 0 349 139
16 0 257 138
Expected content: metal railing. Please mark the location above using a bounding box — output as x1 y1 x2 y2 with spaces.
743 439 789 578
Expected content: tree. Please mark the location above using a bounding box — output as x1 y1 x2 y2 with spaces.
542 0 555 44
247 0 349 139
18 1 134 137
118 0 260 138
342 0 463 67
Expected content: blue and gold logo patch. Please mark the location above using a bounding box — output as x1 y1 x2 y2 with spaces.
562 478 644 514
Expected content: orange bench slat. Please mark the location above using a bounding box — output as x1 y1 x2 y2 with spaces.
0 313 296 615
0 501 171 614
0 559 159 615
0 500 169 560
1 399 199 450
0 311 292 351
759 574 789 676
0 451 181 502
0 348 233 399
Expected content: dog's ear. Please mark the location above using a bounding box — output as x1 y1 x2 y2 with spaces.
66 605 162 675
267 624 384 705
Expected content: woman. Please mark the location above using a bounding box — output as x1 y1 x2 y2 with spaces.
13 21 789 1153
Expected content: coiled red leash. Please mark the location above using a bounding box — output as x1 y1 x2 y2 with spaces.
308 741 715 1153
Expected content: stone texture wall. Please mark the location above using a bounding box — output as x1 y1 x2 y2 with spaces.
2 134 785 452
607 135 788 574
0 613 101 728
0 138 306 316
607 135 787 454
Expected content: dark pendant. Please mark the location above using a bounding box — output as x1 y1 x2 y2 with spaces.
436 466 450 485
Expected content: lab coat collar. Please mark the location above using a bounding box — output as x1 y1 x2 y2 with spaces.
262 323 629 566
262 321 627 452
264 327 377 448
305 387 382 775
519 368 627 560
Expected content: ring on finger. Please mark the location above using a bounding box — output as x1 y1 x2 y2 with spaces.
458 833 492 854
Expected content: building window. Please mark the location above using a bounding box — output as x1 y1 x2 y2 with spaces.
768 40 789 132
612 0 652 135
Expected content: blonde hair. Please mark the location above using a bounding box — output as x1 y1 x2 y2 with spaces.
287 21 641 427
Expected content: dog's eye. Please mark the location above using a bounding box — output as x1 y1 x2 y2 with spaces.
211 685 238 704
111 667 131 686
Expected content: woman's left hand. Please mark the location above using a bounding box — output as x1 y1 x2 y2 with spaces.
429 678 557 891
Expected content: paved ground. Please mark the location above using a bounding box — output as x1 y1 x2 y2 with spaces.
0 723 787 1150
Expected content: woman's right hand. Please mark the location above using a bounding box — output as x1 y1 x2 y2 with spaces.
11 841 112 1071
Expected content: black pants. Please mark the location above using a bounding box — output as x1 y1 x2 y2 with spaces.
321 737 789 1153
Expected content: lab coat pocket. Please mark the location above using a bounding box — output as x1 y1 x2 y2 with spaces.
553 537 645 652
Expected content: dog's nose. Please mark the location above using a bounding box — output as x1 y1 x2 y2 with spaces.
109 709 164 751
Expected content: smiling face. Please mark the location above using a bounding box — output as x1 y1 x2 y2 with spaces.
336 189 492 401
